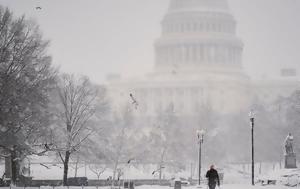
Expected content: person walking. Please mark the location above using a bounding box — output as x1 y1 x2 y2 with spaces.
206 165 220 189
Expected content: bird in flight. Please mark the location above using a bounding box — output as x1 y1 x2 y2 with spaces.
127 158 135 164
35 7 42 10
40 163 50 169
130 93 138 109
152 166 165 175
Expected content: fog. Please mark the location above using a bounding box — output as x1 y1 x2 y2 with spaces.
0 0 299 83
1 0 300 182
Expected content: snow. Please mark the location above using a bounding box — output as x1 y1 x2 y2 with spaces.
261 168 300 180
1 185 294 189
1 158 299 188
135 185 291 189
257 168 300 187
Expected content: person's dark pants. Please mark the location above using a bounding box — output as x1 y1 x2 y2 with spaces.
208 182 217 189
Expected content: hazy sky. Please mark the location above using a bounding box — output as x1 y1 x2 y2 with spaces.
0 0 299 84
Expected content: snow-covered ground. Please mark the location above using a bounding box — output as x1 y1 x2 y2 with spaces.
135 185 292 189
1 159 299 188
1 185 294 189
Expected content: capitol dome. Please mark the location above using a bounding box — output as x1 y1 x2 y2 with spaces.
169 0 229 12
108 0 252 117
154 0 244 77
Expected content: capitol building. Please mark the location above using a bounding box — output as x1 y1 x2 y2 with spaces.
107 0 300 118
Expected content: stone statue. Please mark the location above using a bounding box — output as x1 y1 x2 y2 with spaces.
284 133 297 169
284 133 294 155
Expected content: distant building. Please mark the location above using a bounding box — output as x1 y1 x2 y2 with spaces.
107 0 300 117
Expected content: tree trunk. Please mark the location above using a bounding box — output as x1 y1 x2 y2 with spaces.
158 148 166 185
118 179 121 189
74 163 78 178
74 156 79 177
111 161 118 189
159 164 162 183
5 157 11 178
63 151 71 186
10 149 18 186
97 175 100 189
190 162 195 180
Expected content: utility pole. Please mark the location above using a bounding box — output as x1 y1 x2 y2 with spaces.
199 141 202 185
197 129 205 187
250 111 255 186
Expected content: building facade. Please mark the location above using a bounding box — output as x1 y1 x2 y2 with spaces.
107 0 299 117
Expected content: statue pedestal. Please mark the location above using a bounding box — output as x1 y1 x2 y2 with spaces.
285 153 297 169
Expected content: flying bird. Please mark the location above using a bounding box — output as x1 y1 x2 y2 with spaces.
35 7 42 10
152 166 165 175
129 93 138 109
127 158 135 164
40 163 50 169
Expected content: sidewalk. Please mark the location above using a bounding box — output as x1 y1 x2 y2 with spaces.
135 184 291 189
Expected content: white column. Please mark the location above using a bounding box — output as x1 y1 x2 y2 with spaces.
193 45 196 63
228 47 232 64
237 49 242 65
191 45 196 64
233 48 236 64
164 47 168 64
207 45 211 63
200 45 204 63
195 45 198 63
203 45 207 63
187 45 191 63
174 45 179 64
166 47 170 64
170 46 174 64
183 45 188 63
181 45 185 65
225 47 229 64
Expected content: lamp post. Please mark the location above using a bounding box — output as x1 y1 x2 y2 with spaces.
249 111 255 186
197 129 205 187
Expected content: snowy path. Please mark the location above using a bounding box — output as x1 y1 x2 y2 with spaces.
136 184 292 189
5 185 293 189
134 185 292 189
63 185 295 189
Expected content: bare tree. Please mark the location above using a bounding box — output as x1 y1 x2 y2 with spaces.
89 164 106 188
108 106 133 189
52 74 99 186
148 104 184 180
102 105 146 189
69 153 85 177
0 6 56 185
148 124 168 183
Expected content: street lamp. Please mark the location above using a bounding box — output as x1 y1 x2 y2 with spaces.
249 110 255 186
197 129 205 187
